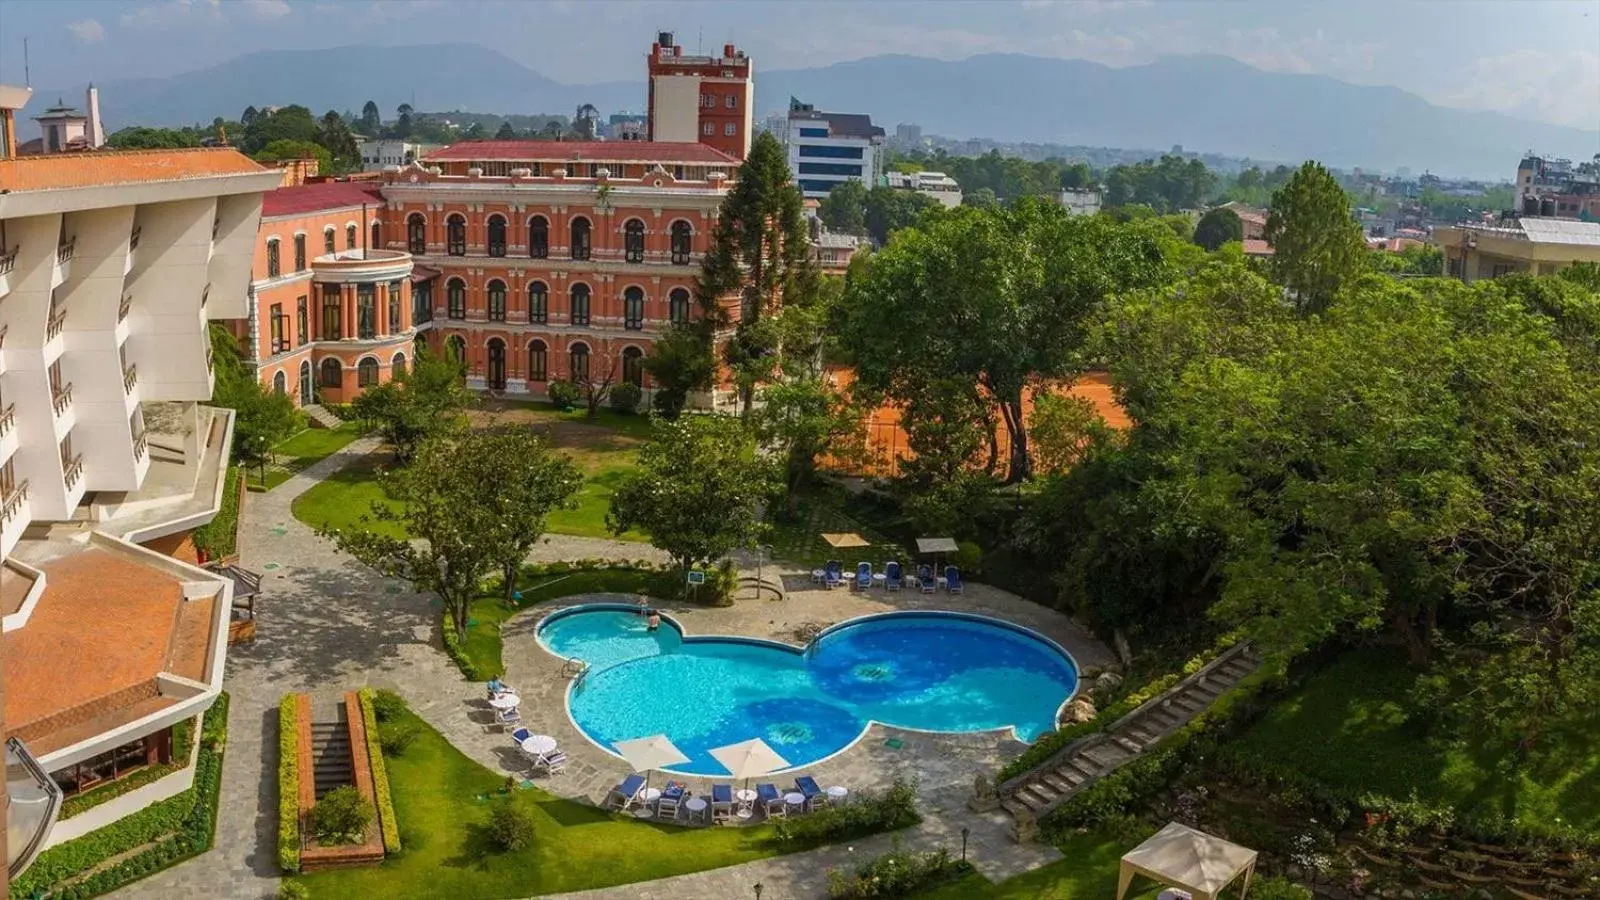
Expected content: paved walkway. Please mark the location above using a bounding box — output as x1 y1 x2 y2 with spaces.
114 440 1104 899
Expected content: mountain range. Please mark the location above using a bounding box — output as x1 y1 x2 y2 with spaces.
33 43 1599 178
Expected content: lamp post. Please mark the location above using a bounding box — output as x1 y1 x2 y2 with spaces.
753 882 763 900
754 544 772 598
961 826 970 863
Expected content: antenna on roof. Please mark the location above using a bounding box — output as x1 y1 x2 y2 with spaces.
24 38 31 85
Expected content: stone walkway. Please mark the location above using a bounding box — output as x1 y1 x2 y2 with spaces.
113 439 1105 899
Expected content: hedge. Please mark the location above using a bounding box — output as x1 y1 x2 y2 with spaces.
773 778 919 849
357 688 402 854
192 466 242 560
278 694 302 873
61 716 197 819
440 614 479 680
12 693 228 900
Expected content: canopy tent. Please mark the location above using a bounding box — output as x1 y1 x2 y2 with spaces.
1117 822 1258 900
821 532 871 549
914 537 959 555
709 738 790 791
613 734 690 792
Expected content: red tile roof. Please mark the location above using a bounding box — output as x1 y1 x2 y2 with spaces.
424 140 738 165
1242 239 1275 257
262 181 384 218
0 147 267 192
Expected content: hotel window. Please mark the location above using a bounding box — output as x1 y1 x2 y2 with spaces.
623 286 644 330
702 122 714 136
347 224 357 250
671 221 692 264
413 279 432 323
407 214 426 254
357 283 376 339
371 220 381 250
529 162 542 177
527 340 547 382
389 280 403 332
570 218 591 261
725 94 737 109
624 219 645 263
623 346 644 386
528 216 549 258
269 303 288 353
446 278 466 320
669 287 691 325
294 234 307 271
486 215 507 257
569 284 591 326
320 357 342 388
321 284 342 340
324 227 336 254
297 295 308 344
446 215 466 256
446 335 466 365
266 239 280 278
569 343 590 382
487 279 507 321
393 352 407 377
528 281 548 323
358 356 379 387
724 123 736 137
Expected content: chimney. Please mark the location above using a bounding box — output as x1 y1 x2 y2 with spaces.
724 43 735 58
85 83 103 148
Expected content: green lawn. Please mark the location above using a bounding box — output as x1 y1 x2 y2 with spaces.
291 455 408 539
1226 646 1600 834
923 830 1162 899
767 496 911 569
278 420 369 466
292 706 783 900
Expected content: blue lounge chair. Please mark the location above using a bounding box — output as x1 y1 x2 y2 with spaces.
605 773 647 811
917 564 936 594
756 783 785 818
853 562 872 592
824 559 844 589
710 783 734 823
795 775 825 810
945 566 963 594
884 561 903 591
656 780 687 818
510 727 531 744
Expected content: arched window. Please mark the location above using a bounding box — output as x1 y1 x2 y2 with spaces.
527 340 548 382
266 238 280 277
671 220 693 264
319 357 342 388
392 352 407 377
622 346 644 387
273 370 287 394
570 217 591 260
528 216 549 258
623 286 645 330
487 279 507 321
324 226 337 255
569 283 591 326
569 342 590 382
294 234 306 271
486 338 506 390
446 214 466 256
446 278 466 320
486 215 507 257
669 287 692 325
624 219 646 263
413 279 433 324
370 220 382 251
445 334 466 366
528 281 548 324
407 214 426 255
346 224 358 250
357 356 379 387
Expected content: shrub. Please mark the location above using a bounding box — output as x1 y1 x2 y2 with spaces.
278 694 301 873
379 720 420 756
369 688 406 723
279 882 311 900
705 558 739 607
358 688 403 854
952 540 982 574
774 778 919 848
826 841 969 899
1250 876 1314 900
488 801 536 852
193 466 242 559
309 786 373 846
441 610 481 680
547 379 581 410
609 381 642 413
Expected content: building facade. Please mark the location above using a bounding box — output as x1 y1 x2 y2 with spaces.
646 32 754 161
357 140 442 173
885 170 962 208
1516 154 1600 219
1434 217 1600 282
243 181 419 407
380 140 736 402
784 99 885 200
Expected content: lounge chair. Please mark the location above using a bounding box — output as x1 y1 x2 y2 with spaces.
795 775 825 811
509 727 531 744
604 773 647 811
884 561 903 591
656 780 688 819
824 559 844 589
710 783 734 823
853 562 872 592
496 706 523 729
917 564 936 594
945 565 963 594
756 783 785 818
535 751 567 775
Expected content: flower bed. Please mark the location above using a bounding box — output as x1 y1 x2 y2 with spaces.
357 688 402 854
826 842 972 899
278 693 302 873
773 778 919 849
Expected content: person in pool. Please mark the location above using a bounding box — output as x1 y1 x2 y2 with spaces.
646 610 661 632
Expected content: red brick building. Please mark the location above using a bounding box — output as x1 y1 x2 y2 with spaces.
646 31 754 161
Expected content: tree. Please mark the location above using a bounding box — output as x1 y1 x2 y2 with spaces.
318 110 361 173
241 105 259 128
863 186 940 245
463 122 486 140
1264 161 1368 313
360 100 381 134
607 416 777 575
1193 207 1244 252
962 187 999 209
642 325 717 418
207 324 297 477
253 139 331 175
1028 391 1117 476
818 180 868 236
350 345 473 462
238 105 320 155
472 428 582 608
576 347 619 418
106 126 199 150
393 103 414 138
494 121 517 140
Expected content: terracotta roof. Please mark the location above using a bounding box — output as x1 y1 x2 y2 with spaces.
262 180 384 218
0 147 267 192
425 140 738 165
1242 239 1275 256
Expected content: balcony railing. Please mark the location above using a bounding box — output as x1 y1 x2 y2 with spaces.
0 324 8 351
123 364 139 394
119 294 133 323
133 431 148 462
0 403 14 439
0 245 17 277
63 455 85 491
129 225 142 251
1 480 29 526
201 284 210 309
51 383 73 416
57 237 76 265
46 309 67 340
205 349 214 372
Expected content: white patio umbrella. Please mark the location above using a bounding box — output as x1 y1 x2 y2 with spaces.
708 737 790 792
613 734 690 792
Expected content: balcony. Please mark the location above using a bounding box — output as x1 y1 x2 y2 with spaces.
46 310 67 341
1 480 28 527
0 404 14 439
0 246 16 277
200 284 210 310
118 294 132 323
51 383 73 416
63 455 85 492
133 431 148 462
56 238 76 265
123 364 139 394
129 225 142 252
0 324 8 351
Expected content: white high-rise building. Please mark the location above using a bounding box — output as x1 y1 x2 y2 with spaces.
784 99 885 200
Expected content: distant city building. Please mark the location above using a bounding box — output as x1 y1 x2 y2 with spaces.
1220 201 1268 239
357 139 442 172
606 113 648 142
893 123 922 146
1435 218 1600 282
885 170 962 208
26 86 105 155
805 214 864 273
646 31 754 161
1059 188 1103 217
784 98 885 200
1516 154 1600 219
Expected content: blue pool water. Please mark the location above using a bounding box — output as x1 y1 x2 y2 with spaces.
538 606 1078 776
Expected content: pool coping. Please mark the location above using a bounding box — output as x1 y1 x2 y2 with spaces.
531 600 1082 777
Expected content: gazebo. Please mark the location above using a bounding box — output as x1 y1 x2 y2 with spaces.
1117 822 1258 900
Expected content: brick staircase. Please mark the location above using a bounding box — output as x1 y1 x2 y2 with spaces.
309 714 354 800
302 404 344 430
998 643 1261 828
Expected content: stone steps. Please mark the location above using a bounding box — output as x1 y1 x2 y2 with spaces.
303 404 343 430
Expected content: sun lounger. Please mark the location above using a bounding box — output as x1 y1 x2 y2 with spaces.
536 751 567 775
756 783 785 818
795 775 825 811
496 705 523 728
605 773 647 811
710 783 734 823
917 564 936 594
853 562 872 592
884 561 902 591
824 559 843 589
656 780 688 818
945 565 963 594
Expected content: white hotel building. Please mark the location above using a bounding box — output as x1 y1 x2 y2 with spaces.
783 100 886 200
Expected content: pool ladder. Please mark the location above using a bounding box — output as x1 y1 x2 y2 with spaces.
562 657 589 681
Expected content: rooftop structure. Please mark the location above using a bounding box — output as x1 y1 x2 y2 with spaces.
1434 216 1600 282
885 170 962 208
646 32 754 161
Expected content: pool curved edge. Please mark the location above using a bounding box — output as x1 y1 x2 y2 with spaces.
532 600 1083 776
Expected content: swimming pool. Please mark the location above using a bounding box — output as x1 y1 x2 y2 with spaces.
537 605 1079 776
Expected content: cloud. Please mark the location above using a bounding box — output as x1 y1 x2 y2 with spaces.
1439 49 1600 129
66 18 106 44
120 0 223 31
240 0 293 19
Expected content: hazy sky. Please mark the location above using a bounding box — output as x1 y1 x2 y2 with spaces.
1 0 1597 128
